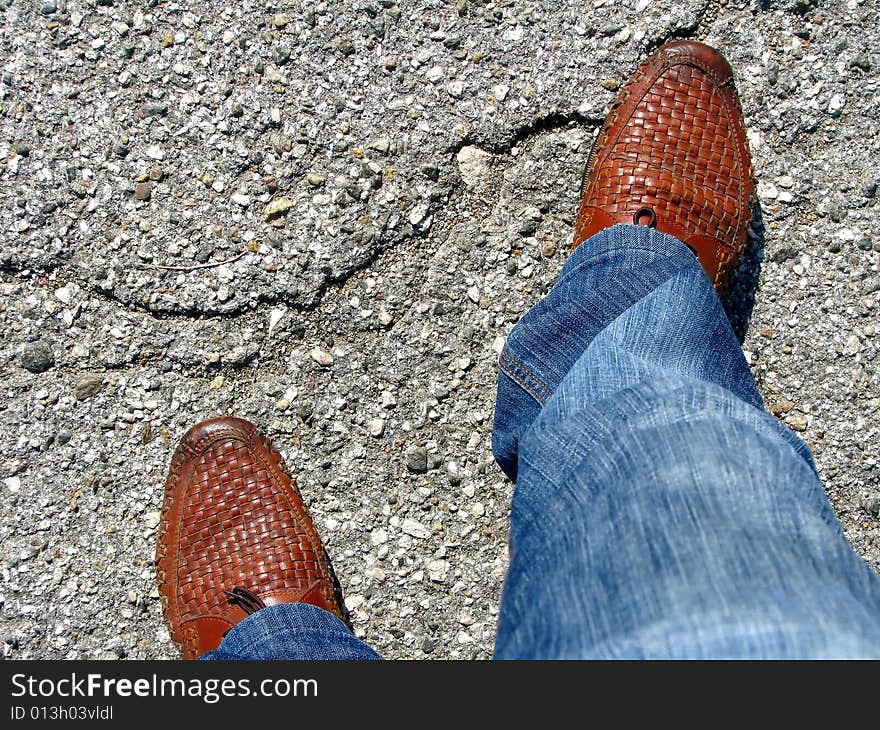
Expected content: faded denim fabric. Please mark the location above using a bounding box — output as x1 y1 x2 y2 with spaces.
203 225 880 660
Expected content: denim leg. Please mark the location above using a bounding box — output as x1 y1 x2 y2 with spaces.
492 224 763 481
493 224 880 658
199 603 382 660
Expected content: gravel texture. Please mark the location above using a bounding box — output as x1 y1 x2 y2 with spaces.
1 0 878 660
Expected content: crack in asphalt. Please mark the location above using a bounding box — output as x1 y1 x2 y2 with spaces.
5 112 605 330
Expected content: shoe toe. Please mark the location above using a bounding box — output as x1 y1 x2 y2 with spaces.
660 40 734 84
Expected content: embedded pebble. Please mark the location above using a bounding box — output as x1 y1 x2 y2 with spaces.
73 374 104 401
402 518 432 539
20 342 54 373
310 347 334 366
405 446 428 473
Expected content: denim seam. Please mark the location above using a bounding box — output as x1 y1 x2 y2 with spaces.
500 348 552 399
499 357 548 406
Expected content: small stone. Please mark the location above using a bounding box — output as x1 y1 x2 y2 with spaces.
310 347 334 366
268 307 286 337
771 401 796 416
405 446 428 473
492 83 509 101
141 103 168 118
133 182 152 201
4 476 21 493
426 65 445 83
370 527 388 545
788 415 808 432
456 146 492 188
408 203 431 229
368 418 385 437
600 76 621 91
54 284 73 305
73 374 104 401
20 342 54 373
231 192 250 207
466 286 480 303
447 461 462 484
861 495 880 517
849 54 871 72
828 94 845 117
144 511 161 530
145 145 164 160
402 517 431 539
518 219 537 236
369 138 390 154
539 239 558 258
208 376 225 389
758 181 779 201
427 559 449 582
334 36 355 56
272 13 290 28
843 335 861 355
306 173 326 187
262 197 295 220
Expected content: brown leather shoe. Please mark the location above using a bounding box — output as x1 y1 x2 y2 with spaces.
573 40 755 296
156 417 349 659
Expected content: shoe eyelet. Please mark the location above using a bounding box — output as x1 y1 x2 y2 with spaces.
633 207 657 228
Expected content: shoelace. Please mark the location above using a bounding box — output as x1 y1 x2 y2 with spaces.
222 586 267 615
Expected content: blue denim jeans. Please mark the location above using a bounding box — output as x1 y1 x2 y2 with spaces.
201 225 880 660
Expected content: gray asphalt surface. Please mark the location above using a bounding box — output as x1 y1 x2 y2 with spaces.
1 0 878 659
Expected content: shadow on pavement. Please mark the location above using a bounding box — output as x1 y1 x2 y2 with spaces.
725 200 766 343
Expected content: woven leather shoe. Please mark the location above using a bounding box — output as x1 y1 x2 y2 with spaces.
156 417 348 659
573 40 755 296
